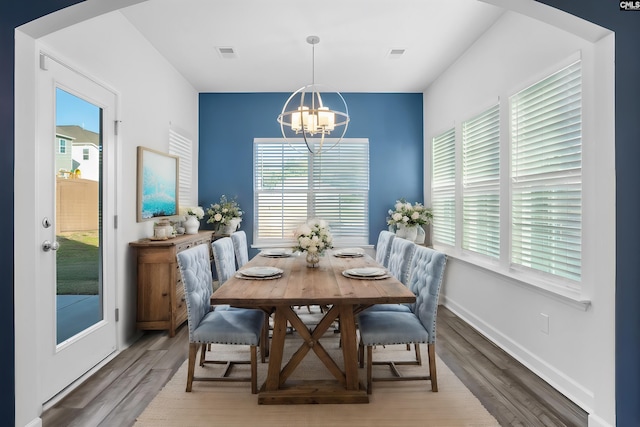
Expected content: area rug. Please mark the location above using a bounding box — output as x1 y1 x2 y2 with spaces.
135 313 499 426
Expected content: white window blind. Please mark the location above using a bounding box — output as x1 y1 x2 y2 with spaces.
462 105 500 258
254 138 369 246
432 128 456 246
169 129 193 207
510 60 582 282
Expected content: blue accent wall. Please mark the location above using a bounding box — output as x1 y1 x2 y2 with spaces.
198 93 423 257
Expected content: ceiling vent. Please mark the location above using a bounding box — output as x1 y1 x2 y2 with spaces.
217 46 237 59
388 48 406 59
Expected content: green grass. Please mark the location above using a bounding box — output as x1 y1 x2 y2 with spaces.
56 231 99 295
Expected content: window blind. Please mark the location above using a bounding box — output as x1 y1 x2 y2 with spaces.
510 60 582 282
254 139 369 246
169 129 193 207
432 128 456 246
462 105 500 258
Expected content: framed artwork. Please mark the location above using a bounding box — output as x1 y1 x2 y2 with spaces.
136 146 179 221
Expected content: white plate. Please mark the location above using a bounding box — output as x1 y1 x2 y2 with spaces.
238 266 284 278
260 248 293 257
342 271 390 280
343 267 387 277
334 248 365 257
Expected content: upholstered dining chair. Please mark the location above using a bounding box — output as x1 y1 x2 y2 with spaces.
177 244 265 393
231 230 249 268
365 236 418 317
387 236 417 285
212 237 238 285
375 230 395 268
357 245 447 394
213 236 270 357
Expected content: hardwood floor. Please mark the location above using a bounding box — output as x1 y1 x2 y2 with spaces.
41 306 588 427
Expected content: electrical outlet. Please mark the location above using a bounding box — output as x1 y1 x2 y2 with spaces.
540 313 550 335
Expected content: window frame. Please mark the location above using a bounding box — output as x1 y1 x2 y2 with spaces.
461 103 501 259
430 60 584 295
253 138 370 248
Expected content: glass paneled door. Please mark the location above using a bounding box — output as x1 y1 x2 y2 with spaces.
37 53 117 403
55 87 103 343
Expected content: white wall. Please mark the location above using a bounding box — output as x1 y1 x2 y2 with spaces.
423 10 615 427
15 8 198 427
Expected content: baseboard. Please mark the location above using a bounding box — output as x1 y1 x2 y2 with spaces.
441 297 594 413
588 413 613 427
24 417 42 427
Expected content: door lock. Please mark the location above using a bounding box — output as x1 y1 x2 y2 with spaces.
42 240 60 252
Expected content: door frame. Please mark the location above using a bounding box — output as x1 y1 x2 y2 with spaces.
34 50 120 405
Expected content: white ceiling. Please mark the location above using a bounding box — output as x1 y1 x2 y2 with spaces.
120 0 505 93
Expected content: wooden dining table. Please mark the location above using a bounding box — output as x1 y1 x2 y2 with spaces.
210 248 416 404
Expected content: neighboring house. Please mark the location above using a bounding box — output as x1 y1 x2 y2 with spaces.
55 130 74 177
56 125 100 181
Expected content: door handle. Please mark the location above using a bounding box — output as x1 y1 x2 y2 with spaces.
42 240 60 252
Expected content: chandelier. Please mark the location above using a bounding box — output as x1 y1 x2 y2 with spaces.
277 36 350 155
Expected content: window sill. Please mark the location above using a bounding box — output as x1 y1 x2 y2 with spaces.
434 245 592 311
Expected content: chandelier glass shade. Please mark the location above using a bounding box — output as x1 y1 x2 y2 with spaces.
277 36 350 155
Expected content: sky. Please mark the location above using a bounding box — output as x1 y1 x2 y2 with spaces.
56 87 100 133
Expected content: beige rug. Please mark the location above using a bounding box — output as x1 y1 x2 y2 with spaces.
136 314 499 426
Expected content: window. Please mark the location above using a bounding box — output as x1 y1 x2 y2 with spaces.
254 138 369 246
58 139 66 154
462 105 500 258
430 60 582 286
169 128 193 207
510 61 582 282
431 129 456 246
83 148 89 160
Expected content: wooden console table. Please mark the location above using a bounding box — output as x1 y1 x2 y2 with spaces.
130 231 214 337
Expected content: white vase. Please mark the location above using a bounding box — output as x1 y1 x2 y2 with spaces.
221 217 241 234
415 225 426 244
396 224 418 242
184 215 200 234
306 252 320 268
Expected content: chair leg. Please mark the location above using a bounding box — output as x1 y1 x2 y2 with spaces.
250 345 258 394
358 339 365 368
414 343 422 365
366 345 373 394
186 342 198 392
428 343 438 392
199 343 207 367
261 312 269 362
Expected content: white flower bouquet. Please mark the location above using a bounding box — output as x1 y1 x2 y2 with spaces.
180 206 205 220
386 198 433 227
292 218 334 255
206 195 243 226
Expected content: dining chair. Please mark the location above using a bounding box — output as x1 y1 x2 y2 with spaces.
211 237 238 285
363 236 416 318
231 230 249 268
375 230 395 267
357 245 447 394
213 236 270 357
177 244 265 393
387 236 417 286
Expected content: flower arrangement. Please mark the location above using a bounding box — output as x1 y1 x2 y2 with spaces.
292 218 334 256
180 206 205 220
386 198 433 227
206 195 243 227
